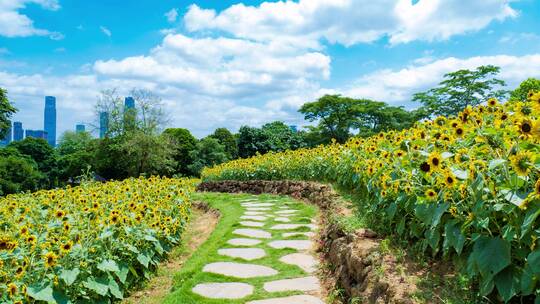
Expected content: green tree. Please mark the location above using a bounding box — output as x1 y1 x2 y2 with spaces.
237 126 268 158
210 128 238 159
188 137 229 176
299 95 359 143
0 88 17 139
510 78 540 101
237 122 307 158
353 100 421 137
413 65 508 117
163 128 198 176
121 131 176 177
57 131 96 181
8 137 59 188
0 148 42 195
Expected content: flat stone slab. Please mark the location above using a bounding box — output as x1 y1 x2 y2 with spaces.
241 215 267 221
234 228 272 239
192 282 254 299
269 240 313 250
275 210 298 215
245 211 266 215
228 238 262 246
263 276 320 292
240 221 265 227
246 207 271 211
218 248 266 261
275 217 291 223
270 224 317 230
246 295 324 304
280 253 318 273
242 203 274 207
203 262 278 278
283 232 316 238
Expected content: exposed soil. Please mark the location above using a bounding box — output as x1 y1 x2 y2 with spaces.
122 202 220 304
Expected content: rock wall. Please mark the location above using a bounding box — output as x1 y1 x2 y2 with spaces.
198 180 412 303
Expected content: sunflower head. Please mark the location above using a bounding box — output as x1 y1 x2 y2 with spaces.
487 98 498 107
428 152 442 169
509 151 535 176
44 252 57 268
7 282 18 297
443 171 457 188
425 189 437 200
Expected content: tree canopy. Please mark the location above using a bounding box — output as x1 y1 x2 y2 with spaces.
413 65 508 117
510 78 540 101
0 88 17 139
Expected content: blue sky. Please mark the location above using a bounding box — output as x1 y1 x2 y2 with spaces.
1 0 540 138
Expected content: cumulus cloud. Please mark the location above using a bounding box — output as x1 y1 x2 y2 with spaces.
184 0 517 47
165 8 178 23
343 54 540 107
93 34 330 99
0 0 62 38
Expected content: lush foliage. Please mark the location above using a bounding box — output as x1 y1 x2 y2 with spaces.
511 78 540 102
0 88 17 139
237 121 306 158
203 93 540 301
300 94 421 143
413 65 508 117
0 177 194 303
188 137 229 176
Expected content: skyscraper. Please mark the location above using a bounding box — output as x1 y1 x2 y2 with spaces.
25 130 48 140
0 123 12 146
13 122 24 141
124 96 136 131
100 112 109 138
76 124 86 133
44 96 57 147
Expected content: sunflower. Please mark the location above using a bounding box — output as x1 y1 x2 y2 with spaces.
44 252 57 268
60 241 73 253
7 282 18 297
55 210 66 219
428 152 443 170
533 120 540 141
443 171 457 188
530 92 540 111
15 266 25 277
516 118 534 137
454 125 465 137
425 189 437 200
26 235 37 245
487 98 498 107
509 151 535 176
533 179 540 198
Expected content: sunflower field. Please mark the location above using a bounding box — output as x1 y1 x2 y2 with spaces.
203 93 540 301
0 176 194 303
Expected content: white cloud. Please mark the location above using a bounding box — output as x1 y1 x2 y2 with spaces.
184 0 517 47
100 26 111 37
93 34 330 99
343 54 540 107
165 8 178 23
0 0 62 39
499 32 540 44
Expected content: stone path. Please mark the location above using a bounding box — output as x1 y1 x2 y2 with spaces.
192 197 324 303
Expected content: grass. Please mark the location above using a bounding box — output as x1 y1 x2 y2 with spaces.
122 206 219 304
163 192 319 304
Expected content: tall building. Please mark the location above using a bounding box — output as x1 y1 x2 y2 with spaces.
124 97 135 109
76 124 86 133
44 96 57 147
99 112 109 138
13 122 24 141
26 130 48 140
0 123 12 146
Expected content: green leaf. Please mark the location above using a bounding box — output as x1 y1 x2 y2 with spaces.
521 208 540 239
27 283 55 303
84 277 109 296
441 152 454 159
494 267 516 302
98 259 120 273
520 265 536 295
99 229 114 239
137 253 150 268
488 159 507 170
451 168 468 180
60 268 80 286
116 263 130 284
425 228 440 251
414 202 449 228
108 278 123 299
502 225 516 242
479 276 495 296
472 236 511 279
527 250 540 274
444 222 466 255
